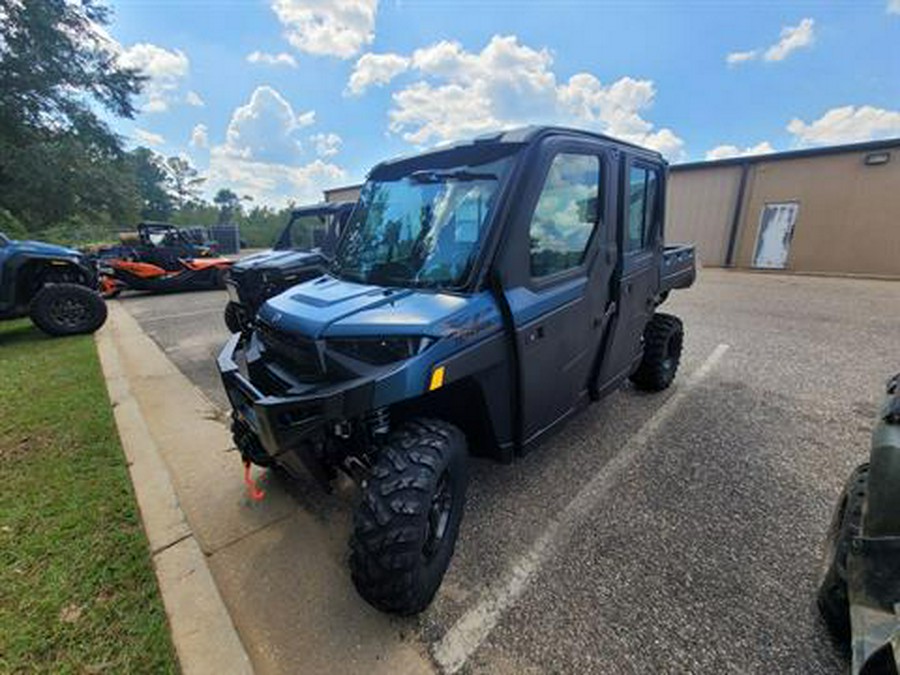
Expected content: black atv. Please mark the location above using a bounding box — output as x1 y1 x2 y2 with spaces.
0 231 107 336
223 202 354 333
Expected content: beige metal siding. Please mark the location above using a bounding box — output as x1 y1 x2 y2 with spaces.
323 185 362 203
667 166 742 266
734 152 900 277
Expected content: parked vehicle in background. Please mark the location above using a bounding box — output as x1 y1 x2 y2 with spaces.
98 255 232 296
92 222 232 296
818 373 900 674
0 231 107 336
223 201 354 333
91 222 217 264
218 126 696 615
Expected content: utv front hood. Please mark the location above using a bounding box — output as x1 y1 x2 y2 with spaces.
13 240 81 258
259 275 474 339
233 249 324 274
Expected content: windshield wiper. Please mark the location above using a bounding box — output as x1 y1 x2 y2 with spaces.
408 169 497 184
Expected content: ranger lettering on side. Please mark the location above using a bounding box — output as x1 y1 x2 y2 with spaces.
217 126 696 615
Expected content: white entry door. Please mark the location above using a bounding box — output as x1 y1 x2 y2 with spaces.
753 202 799 269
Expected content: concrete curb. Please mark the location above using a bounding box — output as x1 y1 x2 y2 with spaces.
96 302 254 675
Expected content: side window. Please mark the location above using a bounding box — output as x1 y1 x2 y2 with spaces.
529 153 601 277
625 165 661 253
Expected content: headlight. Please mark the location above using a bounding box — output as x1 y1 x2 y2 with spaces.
327 336 433 365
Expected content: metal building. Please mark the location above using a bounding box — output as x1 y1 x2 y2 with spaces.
323 136 900 278
668 137 900 277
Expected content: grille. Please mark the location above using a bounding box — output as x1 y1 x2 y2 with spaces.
257 322 323 381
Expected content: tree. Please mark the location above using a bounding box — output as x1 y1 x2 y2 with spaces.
213 188 252 224
164 156 206 208
0 0 144 146
129 148 174 221
0 0 144 235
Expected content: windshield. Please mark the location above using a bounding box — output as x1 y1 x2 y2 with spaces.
334 156 513 289
286 212 333 250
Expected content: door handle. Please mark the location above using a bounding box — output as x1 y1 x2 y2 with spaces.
527 326 545 343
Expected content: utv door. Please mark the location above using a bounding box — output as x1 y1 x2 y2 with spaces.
503 142 616 445
600 157 664 383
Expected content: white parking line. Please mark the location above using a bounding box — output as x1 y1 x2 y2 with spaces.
432 343 731 674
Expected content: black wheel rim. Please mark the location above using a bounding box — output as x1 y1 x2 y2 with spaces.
423 472 452 559
48 296 89 329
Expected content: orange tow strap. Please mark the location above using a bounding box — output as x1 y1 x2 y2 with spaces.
243 461 266 501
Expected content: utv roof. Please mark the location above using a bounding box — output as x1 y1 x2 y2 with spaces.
371 125 664 176
290 201 353 217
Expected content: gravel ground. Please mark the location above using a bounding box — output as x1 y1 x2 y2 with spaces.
118 269 899 674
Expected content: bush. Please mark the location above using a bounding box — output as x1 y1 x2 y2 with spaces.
0 208 29 239
37 215 119 248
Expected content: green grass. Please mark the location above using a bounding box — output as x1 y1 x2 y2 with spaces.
0 320 178 674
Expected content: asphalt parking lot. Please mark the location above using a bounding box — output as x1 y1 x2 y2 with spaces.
119 268 898 674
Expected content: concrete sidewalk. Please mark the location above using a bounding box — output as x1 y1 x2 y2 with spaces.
97 301 433 675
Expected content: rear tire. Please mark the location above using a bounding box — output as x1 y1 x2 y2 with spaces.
350 418 468 615
630 312 684 391
817 463 868 643
29 283 108 336
224 301 245 333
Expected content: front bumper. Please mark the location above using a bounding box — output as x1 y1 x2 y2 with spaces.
217 333 375 463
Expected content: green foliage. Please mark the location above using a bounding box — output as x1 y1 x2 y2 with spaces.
239 206 291 248
0 0 144 237
163 155 205 208
0 208 28 239
0 0 144 144
37 214 120 248
0 1 322 250
1 135 140 232
129 147 174 221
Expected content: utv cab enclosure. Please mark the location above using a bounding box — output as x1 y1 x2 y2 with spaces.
218 126 695 614
224 201 354 333
0 232 107 336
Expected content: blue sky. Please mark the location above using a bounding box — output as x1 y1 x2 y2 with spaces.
105 0 900 206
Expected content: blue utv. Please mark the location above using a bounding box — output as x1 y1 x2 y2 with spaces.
0 231 107 336
217 126 696 614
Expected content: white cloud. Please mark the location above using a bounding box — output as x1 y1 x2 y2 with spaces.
346 52 410 95
209 151 346 207
764 18 815 61
379 35 684 159
186 90 205 107
247 51 298 68
134 128 165 146
118 43 190 113
309 132 343 157
222 86 305 163
296 110 316 127
787 105 900 145
726 50 758 65
725 18 815 66
705 141 775 160
189 123 209 149
208 86 346 206
888 0 900 13
270 0 377 59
